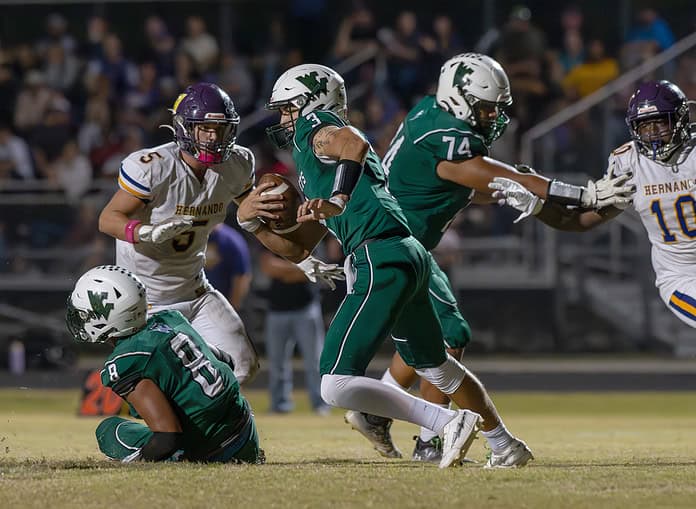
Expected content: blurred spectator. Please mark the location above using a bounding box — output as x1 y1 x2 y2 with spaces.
378 11 427 106
43 43 81 95
332 4 378 61
493 6 552 130
100 127 144 178
124 60 161 115
205 223 252 310
217 51 255 114
288 0 329 62
174 50 201 90
558 30 584 75
426 14 464 62
84 15 108 60
13 44 40 82
143 16 176 79
626 8 675 52
78 90 111 158
558 5 585 74
180 16 219 75
85 33 138 101
621 8 676 71
29 95 72 174
259 251 329 415
562 38 619 100
36 13 77 58
13 71 54 134
0 62 19 122
45 139 92 202
0 122 34 180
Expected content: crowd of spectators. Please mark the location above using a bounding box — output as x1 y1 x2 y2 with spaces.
0 2 691 284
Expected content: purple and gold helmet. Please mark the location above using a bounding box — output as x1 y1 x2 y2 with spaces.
171 82 240 164
626 80 691 162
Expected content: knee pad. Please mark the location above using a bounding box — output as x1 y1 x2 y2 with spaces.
415 354 467 394
320 374 353 407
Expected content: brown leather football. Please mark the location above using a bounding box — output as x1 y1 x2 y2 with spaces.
255 172 328 253
257 173 302 233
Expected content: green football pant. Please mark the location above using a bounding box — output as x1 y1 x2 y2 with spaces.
95 416 261 463
320 236 447 376
426 253 472 349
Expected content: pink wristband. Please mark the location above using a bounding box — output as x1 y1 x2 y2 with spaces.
124 220 142 244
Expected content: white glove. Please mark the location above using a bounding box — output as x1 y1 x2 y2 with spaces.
296 255 346 290
583 172 635 210
488 177 544 223
138 215 194 243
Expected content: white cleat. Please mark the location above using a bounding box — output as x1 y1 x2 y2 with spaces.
484 438 534 468
344 410 403 459
438 410 481 469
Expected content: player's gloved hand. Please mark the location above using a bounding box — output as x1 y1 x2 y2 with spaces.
583 171 636 210
138 215 194 243
488 177 544 223
296 255 346 290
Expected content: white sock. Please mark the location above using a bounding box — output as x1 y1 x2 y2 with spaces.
321 374 457 433
481 422 514 454
420 403 449 441
381 368 403 389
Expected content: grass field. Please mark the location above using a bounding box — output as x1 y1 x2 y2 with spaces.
1 389 695 508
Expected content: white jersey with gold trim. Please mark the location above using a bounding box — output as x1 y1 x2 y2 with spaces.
115 141 255 304
609 137 696 323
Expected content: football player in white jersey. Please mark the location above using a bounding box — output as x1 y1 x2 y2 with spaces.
490 80 696 329
98 82 262 384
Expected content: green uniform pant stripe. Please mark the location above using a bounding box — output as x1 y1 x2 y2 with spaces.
329 245 375 375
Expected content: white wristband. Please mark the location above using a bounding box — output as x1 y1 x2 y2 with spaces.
237 213 262 233
328 195 346 213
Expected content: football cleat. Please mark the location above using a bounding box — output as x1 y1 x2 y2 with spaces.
412 435 443 464
344 410 403 458
439 410 481 469
484 438 534 469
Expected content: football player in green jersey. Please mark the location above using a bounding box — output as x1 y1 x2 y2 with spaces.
237 63 527 468
66 265 263 464
360 53 633 467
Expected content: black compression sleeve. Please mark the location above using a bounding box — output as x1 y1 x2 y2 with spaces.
331 159 363 197
141 432 183 461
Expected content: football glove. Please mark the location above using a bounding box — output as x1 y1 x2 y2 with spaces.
296 255 346 290
138 215 194 243
583 171 635 210
488 177 544 223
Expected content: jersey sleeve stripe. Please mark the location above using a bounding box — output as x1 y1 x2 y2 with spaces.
119 176 151 199
119 166 151 193
412 127 486 145
669 291 696 321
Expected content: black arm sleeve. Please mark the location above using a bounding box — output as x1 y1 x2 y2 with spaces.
141 432 183 461
331 159 363 197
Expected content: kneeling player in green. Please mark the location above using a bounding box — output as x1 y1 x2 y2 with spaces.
66 265 263 464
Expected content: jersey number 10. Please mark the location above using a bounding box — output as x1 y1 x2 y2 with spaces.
650 196 696 242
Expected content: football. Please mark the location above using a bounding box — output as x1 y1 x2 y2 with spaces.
257 173 302 233
256 172 328 252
